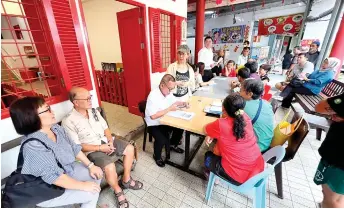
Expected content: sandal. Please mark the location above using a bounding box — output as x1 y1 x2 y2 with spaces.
114 191 129 208
120 177 143 190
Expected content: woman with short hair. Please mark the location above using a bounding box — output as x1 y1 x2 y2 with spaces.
10 96 103 208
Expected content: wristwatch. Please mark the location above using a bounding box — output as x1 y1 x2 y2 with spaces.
87 162 94 169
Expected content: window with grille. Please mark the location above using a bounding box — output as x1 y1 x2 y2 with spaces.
149 8 184 73
1 0 92 119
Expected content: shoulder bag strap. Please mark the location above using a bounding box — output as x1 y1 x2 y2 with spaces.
252 99 263 125
17 138 63 171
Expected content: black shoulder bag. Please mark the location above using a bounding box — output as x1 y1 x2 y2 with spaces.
1 138 65 208
252 99 263 125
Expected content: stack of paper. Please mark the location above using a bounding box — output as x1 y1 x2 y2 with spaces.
166 110 195 121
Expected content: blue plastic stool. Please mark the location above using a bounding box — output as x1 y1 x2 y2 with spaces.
205 146 286 208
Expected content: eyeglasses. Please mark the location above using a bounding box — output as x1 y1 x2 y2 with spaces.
74 95 93 102
38 105 51 115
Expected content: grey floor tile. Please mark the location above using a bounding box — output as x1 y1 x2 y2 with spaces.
141 192 162 207
153 179 171 192
270 200 293 208
270 194 294 207
157 173 175 185
183 195 204 208
162 194 182 208
158 200 173 208
186 188 205 202
213 184 228 196
148 185 166 200
291 194 316 208
211 191 227 204
202 203 212 208
180 201 193 208
125 191 141 205
167 187 186 201
226 190 248 205
136 199 153 208
225 197 248 208
171 181 189 193
206 199 225 208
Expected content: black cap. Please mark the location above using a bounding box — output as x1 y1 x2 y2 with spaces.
327 93 344 117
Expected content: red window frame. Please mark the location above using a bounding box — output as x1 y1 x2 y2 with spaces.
149 8 184 73
1 0 93 119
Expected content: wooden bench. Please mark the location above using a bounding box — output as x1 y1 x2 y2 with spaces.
294 79 344 140
295 79 344 116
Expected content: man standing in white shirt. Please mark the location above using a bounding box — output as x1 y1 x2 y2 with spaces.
145 74 187 167
198 36 215 82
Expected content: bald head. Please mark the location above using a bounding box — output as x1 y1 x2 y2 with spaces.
69 87 88 103
160 74 175 86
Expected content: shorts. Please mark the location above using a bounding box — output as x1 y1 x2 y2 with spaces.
87 138 129 169
313 159 344 195
204 151 241 186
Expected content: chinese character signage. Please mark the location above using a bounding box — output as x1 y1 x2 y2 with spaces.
210 25 246 44
258 14 303 36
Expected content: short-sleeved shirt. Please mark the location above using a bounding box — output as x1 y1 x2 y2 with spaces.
62 108 108 154
21 124 82 184
237 55 248 66
290 61 314 79
205 115 265 183
244 99 274 151
145 88 177 126
318 93 344 169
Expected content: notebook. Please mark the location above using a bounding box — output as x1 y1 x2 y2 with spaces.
166 110 195 121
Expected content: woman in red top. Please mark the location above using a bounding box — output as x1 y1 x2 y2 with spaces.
221 60 236 77
204 94 264 185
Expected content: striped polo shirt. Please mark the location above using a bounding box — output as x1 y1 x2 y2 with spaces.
21 124 82 184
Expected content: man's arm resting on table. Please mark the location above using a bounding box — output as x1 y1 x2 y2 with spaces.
150 106 173 120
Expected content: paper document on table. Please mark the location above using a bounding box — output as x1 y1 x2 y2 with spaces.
198 86 210 91
211 101 222 107
166 110 195 120
213 77 227 80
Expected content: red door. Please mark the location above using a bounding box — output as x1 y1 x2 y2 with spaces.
117 8 148 116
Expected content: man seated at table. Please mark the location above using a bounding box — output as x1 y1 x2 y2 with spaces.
230 67 250 93
244 60 260 80
62 87 142 208
239 79 274 152
145 74 187 167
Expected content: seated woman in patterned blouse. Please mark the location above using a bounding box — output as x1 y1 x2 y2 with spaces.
9 96 104 208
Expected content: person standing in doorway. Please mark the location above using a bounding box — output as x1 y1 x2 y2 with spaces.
287 46 301 74
198 36 216 82
306 41 321 65
282 50 293 70
166 44 195 102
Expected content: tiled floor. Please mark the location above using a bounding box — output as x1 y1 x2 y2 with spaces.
101 102 143 138
99 73 325 208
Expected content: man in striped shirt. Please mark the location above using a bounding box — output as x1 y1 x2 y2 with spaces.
62 87 143 208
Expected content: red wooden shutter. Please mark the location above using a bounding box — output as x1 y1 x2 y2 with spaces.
175 16 182 48
149 8 161 73
42 0 92 90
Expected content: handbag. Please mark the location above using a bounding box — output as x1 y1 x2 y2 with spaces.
289 77 304 88
1 138 65 208
270 110 304 147
252 99 263 125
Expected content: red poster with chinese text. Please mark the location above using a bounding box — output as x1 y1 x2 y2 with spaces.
258 14 303 36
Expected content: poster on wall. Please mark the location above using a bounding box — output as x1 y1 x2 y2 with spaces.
258 13 303 36
210 25 246 44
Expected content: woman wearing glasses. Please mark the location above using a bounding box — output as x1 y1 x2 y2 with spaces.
9 96 104 208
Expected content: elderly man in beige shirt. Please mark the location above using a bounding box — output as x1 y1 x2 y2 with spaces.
62 87 142 208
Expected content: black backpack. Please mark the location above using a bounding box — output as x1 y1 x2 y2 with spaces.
1 138 65 208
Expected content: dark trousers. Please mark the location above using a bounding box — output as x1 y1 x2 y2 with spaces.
211 66 221 76
202 70 214 82
204 151 241 186
281 85 314 108
148 125 184 159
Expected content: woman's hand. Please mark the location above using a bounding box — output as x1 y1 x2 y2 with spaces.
80 181 101 193
89 165 103 180
205 136 213 146
176 81 184 86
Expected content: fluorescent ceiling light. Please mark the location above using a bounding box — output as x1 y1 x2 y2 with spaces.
205 11 214 14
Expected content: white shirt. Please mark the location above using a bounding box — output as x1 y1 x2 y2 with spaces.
62 108 108 154
198 47 214 70
195 73 203 88
237 55 248 66
145 88 177 126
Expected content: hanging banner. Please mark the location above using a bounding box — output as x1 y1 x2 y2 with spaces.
210 25 246 44
258 13 303 36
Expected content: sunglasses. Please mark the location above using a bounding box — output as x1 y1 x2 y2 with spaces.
74 95 93 102
38 105 51 115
